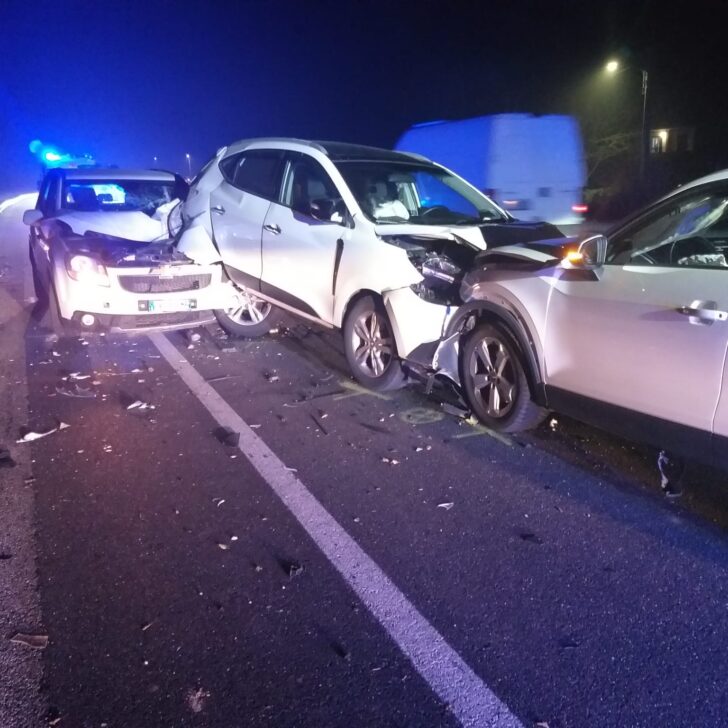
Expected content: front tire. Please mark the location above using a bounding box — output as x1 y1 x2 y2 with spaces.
460 322 546 433
214 287 280 338
343 295 406 391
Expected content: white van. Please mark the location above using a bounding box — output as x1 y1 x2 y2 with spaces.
395 114 587 226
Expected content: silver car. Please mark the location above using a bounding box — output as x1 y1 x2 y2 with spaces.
453 169 728 470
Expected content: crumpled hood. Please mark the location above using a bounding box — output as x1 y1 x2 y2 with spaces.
375 219 564 254
55 210 167 243
59 230 189 267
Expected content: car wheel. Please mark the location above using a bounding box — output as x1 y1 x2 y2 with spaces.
214 288 280 338
461 322 546 432
343 295 406 391
47 282 70 337
30 256 47 304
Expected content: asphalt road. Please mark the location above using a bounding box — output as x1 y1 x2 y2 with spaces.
1 195 728 728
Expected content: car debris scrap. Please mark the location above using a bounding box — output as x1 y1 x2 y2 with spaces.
16 422 69 443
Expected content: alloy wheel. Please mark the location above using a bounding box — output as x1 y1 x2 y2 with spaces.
225 291 272 326
469 336 517 418
350 310 394 378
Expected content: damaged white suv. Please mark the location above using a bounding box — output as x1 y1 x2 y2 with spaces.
178 139 562 389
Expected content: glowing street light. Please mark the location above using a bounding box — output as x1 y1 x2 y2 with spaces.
604 58 649 182
185 153 191 178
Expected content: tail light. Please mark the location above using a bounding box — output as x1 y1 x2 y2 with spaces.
572 203 588 214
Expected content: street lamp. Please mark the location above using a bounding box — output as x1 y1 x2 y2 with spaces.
605 59 649 183
185 153 191 178
153 155 158 167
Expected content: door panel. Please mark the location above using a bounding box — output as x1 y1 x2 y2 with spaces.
260 202 343 322
209 181 269 285
544 265 728 433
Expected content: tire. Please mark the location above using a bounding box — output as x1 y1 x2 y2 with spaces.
47 281 70 337
343 295 407 391
214 287 280 338
30 256 47 304
460 322 547 433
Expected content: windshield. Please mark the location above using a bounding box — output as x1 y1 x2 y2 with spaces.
335 160 506 225
61 179 177 215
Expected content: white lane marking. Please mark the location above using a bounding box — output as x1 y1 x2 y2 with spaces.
149 332 522 728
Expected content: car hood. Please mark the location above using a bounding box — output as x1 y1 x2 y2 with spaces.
55 210 168 243
375 220 563 255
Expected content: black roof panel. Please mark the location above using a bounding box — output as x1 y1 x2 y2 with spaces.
315 141 429 163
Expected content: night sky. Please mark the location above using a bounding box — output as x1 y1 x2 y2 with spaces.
2 0 727 192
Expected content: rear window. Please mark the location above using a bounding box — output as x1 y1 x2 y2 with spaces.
219 150 283 200
61 179 177 215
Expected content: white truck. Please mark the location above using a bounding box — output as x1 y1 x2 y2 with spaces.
395 114 587 227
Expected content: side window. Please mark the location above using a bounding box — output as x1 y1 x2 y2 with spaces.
282 154 342 216
607 187 728 269
219 150 283 200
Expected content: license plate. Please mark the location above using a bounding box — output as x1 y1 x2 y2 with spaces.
141 299 197 313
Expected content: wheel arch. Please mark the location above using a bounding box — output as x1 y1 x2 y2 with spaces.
449 302 547 406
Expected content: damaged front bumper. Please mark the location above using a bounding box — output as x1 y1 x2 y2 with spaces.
382 286 462 383
54 262 237 333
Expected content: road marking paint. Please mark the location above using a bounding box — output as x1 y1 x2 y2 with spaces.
332 377 392 401
149 332 522 728
452 422 514 447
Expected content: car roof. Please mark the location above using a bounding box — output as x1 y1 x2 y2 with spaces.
55 168 177 182
225 137 429 164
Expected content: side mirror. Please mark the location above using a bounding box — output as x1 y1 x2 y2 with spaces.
309 198 336 222
566 234 607 268
23 209 43 227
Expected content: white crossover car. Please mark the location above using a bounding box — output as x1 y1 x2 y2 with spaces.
454 169 728 470
25 167 234 334
178 138 562 389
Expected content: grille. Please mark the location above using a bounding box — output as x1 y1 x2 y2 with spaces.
118 274 211 293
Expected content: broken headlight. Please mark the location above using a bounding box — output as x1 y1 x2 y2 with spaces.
411 253 462 305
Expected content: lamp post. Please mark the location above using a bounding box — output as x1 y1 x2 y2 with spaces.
185 153 191 179
605 59 649 183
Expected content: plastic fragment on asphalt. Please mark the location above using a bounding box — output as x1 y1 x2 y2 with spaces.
214 426 240 447
381 457 400 465
437 502 454 510
217 543 230 550
68 372 91 381
9 632 48 649
213 498 225 507
285 466 298 472
264 371 280 383
288 561 304 577
16 422 69 443
519 531 543 544
0 449 16 468
55 384 96 399
186 688 210 714
126 400 155 411
549 418 558 430
230 536 238 541
249 424 262 429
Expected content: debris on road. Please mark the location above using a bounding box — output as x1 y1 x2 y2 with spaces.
310 414 328 435
288 561 304 578
186 687 210 714
441 402 470 418
212 498 225 507
658 450 685 498
217 543 230 551
126 400 155 411
141 620 156 632
519 531 543 545
549 418 559 431
437 502 454 510
55 383 96 398
214 426 240 447
264 370 280 383
381 457 400 465
16 421 69 443
0 449 16 468
9 632 49 649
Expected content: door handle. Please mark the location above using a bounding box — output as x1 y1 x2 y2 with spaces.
211 205 226 215
677 301 728 323
264 223 281 235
